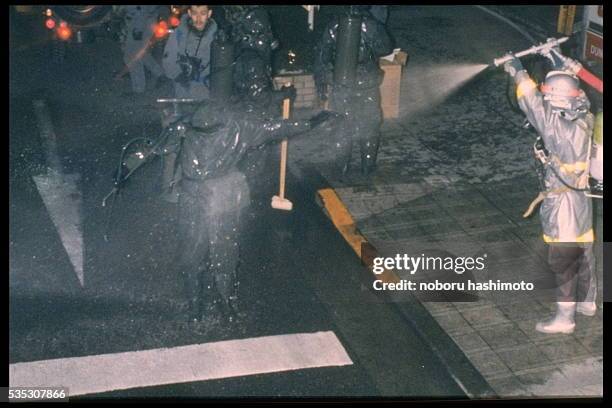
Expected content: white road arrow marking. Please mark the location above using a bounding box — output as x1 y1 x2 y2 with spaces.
32 100 84 287
33 171 84 286
9 331 354 396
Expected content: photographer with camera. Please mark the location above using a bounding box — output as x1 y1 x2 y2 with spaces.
163 5 217 100
160 5 217 202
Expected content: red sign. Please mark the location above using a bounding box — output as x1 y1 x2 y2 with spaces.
585 31 603 63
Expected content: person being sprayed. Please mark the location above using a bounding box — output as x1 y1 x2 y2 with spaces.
503 49 597 334
175 90 340 325
314 5 393 177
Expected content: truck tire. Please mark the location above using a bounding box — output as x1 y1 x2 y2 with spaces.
51 6 113 28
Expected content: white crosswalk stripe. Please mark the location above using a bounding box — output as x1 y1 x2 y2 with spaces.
9 331 353 396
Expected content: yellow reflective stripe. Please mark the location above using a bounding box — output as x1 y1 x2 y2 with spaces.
516 79 537 99
576 229 595 242
559 161 589 174
543 228 594 243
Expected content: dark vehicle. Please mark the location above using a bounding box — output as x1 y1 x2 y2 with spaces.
41 5 183 62
42 6 114 61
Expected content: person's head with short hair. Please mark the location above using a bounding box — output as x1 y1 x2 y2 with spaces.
188 5 212 32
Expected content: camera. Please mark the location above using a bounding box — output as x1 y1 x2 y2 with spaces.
178 54 204 81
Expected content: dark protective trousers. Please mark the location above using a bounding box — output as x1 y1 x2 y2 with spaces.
548 244 597 303
330 84 383 175
176 171 250 317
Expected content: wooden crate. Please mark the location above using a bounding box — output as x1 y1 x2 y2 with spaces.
379 51 408 119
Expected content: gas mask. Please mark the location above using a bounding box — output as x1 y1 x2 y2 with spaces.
546 93 590 121
231 7 278 58
234 51 273 105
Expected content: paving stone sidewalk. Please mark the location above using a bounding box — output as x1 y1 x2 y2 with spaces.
290 6 603 398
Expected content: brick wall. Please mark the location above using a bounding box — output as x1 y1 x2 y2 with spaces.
273 73 317 109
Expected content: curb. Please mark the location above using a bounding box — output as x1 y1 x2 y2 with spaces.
294 165 497 398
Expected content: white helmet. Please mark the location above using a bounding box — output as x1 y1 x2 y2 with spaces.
540 70 589 116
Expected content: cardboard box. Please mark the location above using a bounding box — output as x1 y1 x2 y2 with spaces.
379 51 408 119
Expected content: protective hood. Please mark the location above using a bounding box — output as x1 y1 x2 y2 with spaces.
233 50 274 106
191 103 226 133
541 70 590 120
347 5 372 17
230 6 278 59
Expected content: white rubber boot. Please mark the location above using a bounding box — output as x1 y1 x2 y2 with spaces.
535 302 576 334
577 276 597 316
576 302 597 316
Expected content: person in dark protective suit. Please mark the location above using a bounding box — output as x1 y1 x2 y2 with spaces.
314 5 393 177
504 53 597 334
175 98 338 324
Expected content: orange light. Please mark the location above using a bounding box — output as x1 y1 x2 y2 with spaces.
45 18 56 30
153 21 169 38
169 16 180 28
45 8 53 17
57 25 72 41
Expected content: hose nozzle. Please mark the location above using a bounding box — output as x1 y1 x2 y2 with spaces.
493 36 569 67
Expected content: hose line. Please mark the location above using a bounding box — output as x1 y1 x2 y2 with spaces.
472 6 538 44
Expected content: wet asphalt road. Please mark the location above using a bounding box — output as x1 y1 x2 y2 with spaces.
9 123 466 397
8 8 473 398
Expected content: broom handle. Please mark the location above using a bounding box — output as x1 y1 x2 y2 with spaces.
279 98 290 199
